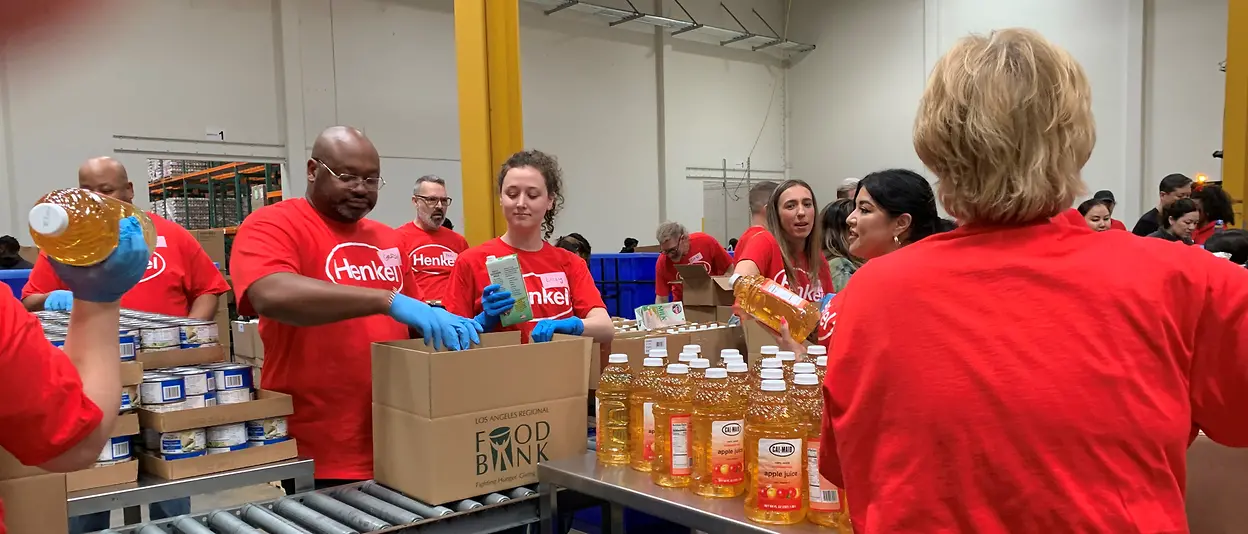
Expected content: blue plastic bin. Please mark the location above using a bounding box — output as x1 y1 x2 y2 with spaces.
590 253 659 318
0 269 31 300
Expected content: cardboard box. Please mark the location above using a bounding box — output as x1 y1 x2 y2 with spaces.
66 459 138 492
674 266 734 306
684 305 717 324
137 345 226 370
687 325 747 366
372 332 590 505
0 413 140 483
138 439 297 481
0 473 68 534
112 413 140 438
138 390 293 432
589 343 603 391
191 228 227 268
231 320 264 361
121 361 144 386
716 306 736 323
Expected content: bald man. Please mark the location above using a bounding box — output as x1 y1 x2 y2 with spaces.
22 157 226 533
229 126 479 488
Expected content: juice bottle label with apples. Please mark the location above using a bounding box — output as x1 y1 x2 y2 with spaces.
807 437 843 511
643 402 656 460
670 414 692 475
757 438 803 511
711 420 745 484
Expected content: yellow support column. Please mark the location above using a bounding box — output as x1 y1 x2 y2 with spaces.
1223 0 1248 225
456 0 525 244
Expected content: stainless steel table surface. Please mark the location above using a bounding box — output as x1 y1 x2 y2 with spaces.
539 452 829 534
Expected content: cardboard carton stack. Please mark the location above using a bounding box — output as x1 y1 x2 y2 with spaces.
231 319 264 385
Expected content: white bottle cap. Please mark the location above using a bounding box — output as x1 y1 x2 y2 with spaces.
816 356 827 367
648 348 668 358
608 354 629 364
806 345 827 356
666 363 689 375
760 368 784 380
720 349 741 358
689 358 710 369
761 379 787 391
29 203 70 237
760 357 782 369
761 345 779 355
794 362 816 375
726 362 749 373
777 351 796 362
705 368 728 379
793 373 820 386
677 352 696 363
724 355 745 365
643 357 664 367
683 344 702 354
729 273 742 285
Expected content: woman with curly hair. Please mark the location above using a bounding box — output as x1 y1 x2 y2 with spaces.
445 149 613 344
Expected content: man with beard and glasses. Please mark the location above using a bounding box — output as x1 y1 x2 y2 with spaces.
229 126 481 489
396 175 468 305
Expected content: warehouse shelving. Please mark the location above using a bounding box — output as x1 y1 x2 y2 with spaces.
148 162 282 229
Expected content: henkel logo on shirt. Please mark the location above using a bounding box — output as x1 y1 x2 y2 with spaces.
139 251 167 284
324 242 404 291
526 271 573 320
410 244 459 274
817 305 838 342
771 269 825 302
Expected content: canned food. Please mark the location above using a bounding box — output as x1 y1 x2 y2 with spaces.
42 324 67 335
208 443 249 455
178 321 219 348
172 369 211 396
160 428 206 455
46 336 65 349
183 394 209 409
144 400 188 413
139 325 180 351
139 374 185 404
120 384 139 412
142 428 160 451
247 436 290 447
119 330 137 362
205 391 217 406
162 449 207 461
213 365 252 391
245 417 288 441
97 436 131 463
214 388 252 405
207 423 247 448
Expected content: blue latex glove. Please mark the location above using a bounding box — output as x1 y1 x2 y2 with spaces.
390 293 480 351
820 293 835 311
50 217 151 303
530 317 585 343
44 290 74 311
434 306 482 349
474 284 515 332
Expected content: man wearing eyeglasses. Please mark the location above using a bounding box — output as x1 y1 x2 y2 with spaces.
654 221 732 304
230 126 480 488
396 175 468 305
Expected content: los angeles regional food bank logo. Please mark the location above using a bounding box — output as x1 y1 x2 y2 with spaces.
475 419 551 474
324 242 404 292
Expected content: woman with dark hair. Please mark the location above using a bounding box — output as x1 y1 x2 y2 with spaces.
446 150 612 344
1077 198 1112 232
1146 198 1199 245
732 179 833 304
819 199 860 292
555 233 592 263
620 237 639 253
1190 183 1236 244
844 169 945 260
1205 229 1248 265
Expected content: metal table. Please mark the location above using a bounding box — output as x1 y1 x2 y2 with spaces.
67 458 314 524
538 452 828 534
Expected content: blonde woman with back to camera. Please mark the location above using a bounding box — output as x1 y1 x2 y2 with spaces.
816 29 1248 532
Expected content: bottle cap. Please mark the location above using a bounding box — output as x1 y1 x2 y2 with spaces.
760 357 782 369
760 368 784 380
704 368 728 379
777 351 796 362
666 363 689 375
29 203 70 237
816 356 827 367
677 352 696 363
761 379 787 391
806 345 827 356
648 348 668 358
720 348 741 358
683 344 702 354
729 273 742 286
689 358 710 369
726 362 749 373
608 354 629 364
794 373 820 385
794 362 816 375
761 345 779 355
643 357 664 367
724 355 745 365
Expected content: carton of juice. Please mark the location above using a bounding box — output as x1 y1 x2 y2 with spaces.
635 302 687 330
485 254 534 327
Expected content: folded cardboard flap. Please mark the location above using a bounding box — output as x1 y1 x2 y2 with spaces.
675 265 734 306
111 413 140 438
137 390 293 432
0 473 68 534
138 439 297 481
120 361 144 386
137 345 226 369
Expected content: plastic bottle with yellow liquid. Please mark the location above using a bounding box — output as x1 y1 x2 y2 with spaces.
807 344 826 362
651 363 694 488
691 367 746 498
755 357 783 388
744 379 807 525
688 358 711 383
726 362 752 401
719 349 741 366
648 348 669 361
777 351 798 381
815 356 827 384
731 274 821 344
791 373 851 531
596 354 632 466
677 351 696 366
793 362 816 379
628 357 666 472
751 345 779 380
724 354 746 369
29 189 157 266
683 344 702 358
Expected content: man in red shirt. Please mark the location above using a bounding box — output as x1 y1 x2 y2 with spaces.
734 181 777 264
653 222 731 303
231 126 479 487
395 175 468 305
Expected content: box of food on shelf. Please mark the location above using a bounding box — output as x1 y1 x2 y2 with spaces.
0 473 67 534
137 439 296 481
66 412 140 492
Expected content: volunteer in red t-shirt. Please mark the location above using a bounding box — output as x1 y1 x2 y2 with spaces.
230 126 480 486
653 223 731 303
395 175 468 304
815 29 1248 532
0 217 150 534
732 179 833 304
445 149 613 344
1191 182 1236 245
1090 190 1128 231
734 181 778 264
22 158 230 322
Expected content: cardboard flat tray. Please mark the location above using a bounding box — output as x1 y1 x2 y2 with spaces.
137 439 297 481
137 390 293 433
66 459 138 493
137 345 226 369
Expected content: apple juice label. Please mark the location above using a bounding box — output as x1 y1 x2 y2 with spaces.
807 437 843 511
760 279 807 308
643 402 656 460
670 414 692 475
757 438 803 511
711 420 745 485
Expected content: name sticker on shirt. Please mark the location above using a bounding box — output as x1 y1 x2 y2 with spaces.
155 236 168 248
377 247 402 268
540 272 569 289
688 252 704 263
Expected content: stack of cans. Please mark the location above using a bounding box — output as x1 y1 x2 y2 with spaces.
138 417 288 460
119 309 220 352
36 310 137 361
138 362 257 413
96 435 132 467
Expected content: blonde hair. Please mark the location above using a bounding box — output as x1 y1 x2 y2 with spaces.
913 28 1094 225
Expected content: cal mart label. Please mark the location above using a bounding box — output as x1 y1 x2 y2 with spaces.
670 414 691 475
757 438 803 511
711 420 745 485
807 437 844 511
643 402 656 460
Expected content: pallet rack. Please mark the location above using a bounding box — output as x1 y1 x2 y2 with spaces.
148 162 283 229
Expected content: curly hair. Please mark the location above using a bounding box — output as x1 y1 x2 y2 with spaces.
497 149 565 239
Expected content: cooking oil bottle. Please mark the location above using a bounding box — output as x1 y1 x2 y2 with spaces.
649 348 669 361
629 357 666 472
792 373 850 531
678 351 697 365
793 362 816 378
683 344 702 358
744 379 807 525
724 354 746 368
691 368 746 498
651 363 694 488
751 345 779 379
807 344 826 362
596 354 632 466
777 351 797 381
731 274 820 344
688 358 711 383
815 356 827 384
29 189 157 266
726 362 752 401
719 349 741 366
755 357 783 388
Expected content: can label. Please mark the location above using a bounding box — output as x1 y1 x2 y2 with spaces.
670 414 691 475
97 437 131 462
139 376 185 404
710 420 745 485
207 423 248 448
176 372 209 396
214 367 251 391
141 327 179 350
208 443 248 455
215 388 252 405
807 436 844 511
183 394 208 409
246 418 288 441
757 438 803 511
160 428 206 455
119 334 136 361
643 402 656 461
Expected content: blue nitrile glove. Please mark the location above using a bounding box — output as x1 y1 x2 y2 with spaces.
434 306 482 349
44 290 74 311
50 217 150 303
820 293 835 311
530 317 585 343
474 284 515 332
390 293 481 351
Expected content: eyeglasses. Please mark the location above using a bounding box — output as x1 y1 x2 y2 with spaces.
414 195 453 207
660 234 688 257
314 159 386 191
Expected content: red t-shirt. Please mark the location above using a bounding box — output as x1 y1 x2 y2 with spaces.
654 232 732 301
817 218 1248 532
1110 218 1127 231
445 238 605 343
735 225 767 262
22 213 230 316
395 222 469 304
0 293 104 531
230 199 416 480
735 230 833 302
1192 222 1217 245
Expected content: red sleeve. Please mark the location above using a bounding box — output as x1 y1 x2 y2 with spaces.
444 252 482 318
711 239 733 275
400 243 421 301
176 230 230 301
229 208 301 317
21 252 67 299
1111 219 1127 231
567 253 606 318
655 255 673 297
736 231 774 272
818 292 845 486
0 294 103 466
1189 258 1248 447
